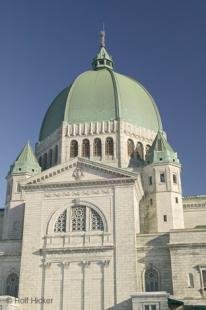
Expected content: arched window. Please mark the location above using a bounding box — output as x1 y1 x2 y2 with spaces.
54 210 67 233
93 138 102 157
54 205 104 233
105 137 114 157
91 209 104 230
43 153 47 170
145 144 151 159
48 149 53 168
6 273 19 297
38 156 42 168
82 139 90 158
137 142 144 160
145 267 159 292
72 206 86 231
54 145 58 164
127 139 134 158
70 140 78 158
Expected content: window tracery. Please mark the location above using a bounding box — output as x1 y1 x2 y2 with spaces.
54 210 67 232
91 209 104 230
53 205 105 233
71 206 86 231
145 267 159 292
6 273 19 297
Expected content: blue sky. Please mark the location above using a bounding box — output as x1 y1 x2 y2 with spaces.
0 0 206 206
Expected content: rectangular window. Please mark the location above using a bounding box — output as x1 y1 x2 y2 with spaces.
150 198 153 205
160 173 165 183
175 197 179 203
144 305 157 310
149 176 152 185
173 174 177 184
202 270 206 290
163 215 167 222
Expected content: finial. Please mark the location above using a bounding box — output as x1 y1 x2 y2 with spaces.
100 24 105 47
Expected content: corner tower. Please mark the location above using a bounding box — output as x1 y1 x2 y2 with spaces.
141 131 184 233
3 142 41 239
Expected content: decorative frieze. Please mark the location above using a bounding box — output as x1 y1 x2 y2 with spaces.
183 203 206 209
66 120 118 137
44 188 112 198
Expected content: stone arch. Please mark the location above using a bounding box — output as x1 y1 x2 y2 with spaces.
142 264 161 292
137 142 144 160
70 140 78 158
127 139 135 158
105 137 114 157
46 201 108 234
82 139 90 158
145 144 151 159
5 270 19 297
93 138 102 157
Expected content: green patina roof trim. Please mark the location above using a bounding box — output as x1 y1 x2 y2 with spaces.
92 46 113 70
10 142 41 175
146 131 180 165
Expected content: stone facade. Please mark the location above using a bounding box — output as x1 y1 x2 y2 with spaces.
1 40 206 310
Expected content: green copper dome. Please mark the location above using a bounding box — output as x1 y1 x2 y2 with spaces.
39 37 163 141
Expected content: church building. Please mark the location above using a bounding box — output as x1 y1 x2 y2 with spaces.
0 31 206 310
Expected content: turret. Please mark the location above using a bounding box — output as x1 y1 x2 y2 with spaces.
3 142 41 239
141 131 184 233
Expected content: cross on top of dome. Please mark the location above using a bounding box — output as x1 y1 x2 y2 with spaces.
92 28 113 70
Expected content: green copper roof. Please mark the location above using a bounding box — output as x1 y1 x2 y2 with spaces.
146 131 180 165
10 142 41 175
39 31 163 141
39 68 163 141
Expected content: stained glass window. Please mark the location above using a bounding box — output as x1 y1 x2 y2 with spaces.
91 209 104 230
54 210 67 232
71 206 86 231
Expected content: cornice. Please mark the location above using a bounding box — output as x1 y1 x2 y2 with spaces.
22 177 135 191
40 245 114 255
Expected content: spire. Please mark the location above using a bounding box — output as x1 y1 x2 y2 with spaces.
9 141 41 175
145 131 180 165
100 24 105 47
92 28 113 70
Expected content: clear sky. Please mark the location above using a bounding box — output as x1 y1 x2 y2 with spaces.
0 0 206 206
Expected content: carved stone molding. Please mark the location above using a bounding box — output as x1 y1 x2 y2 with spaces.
44 188 113 198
